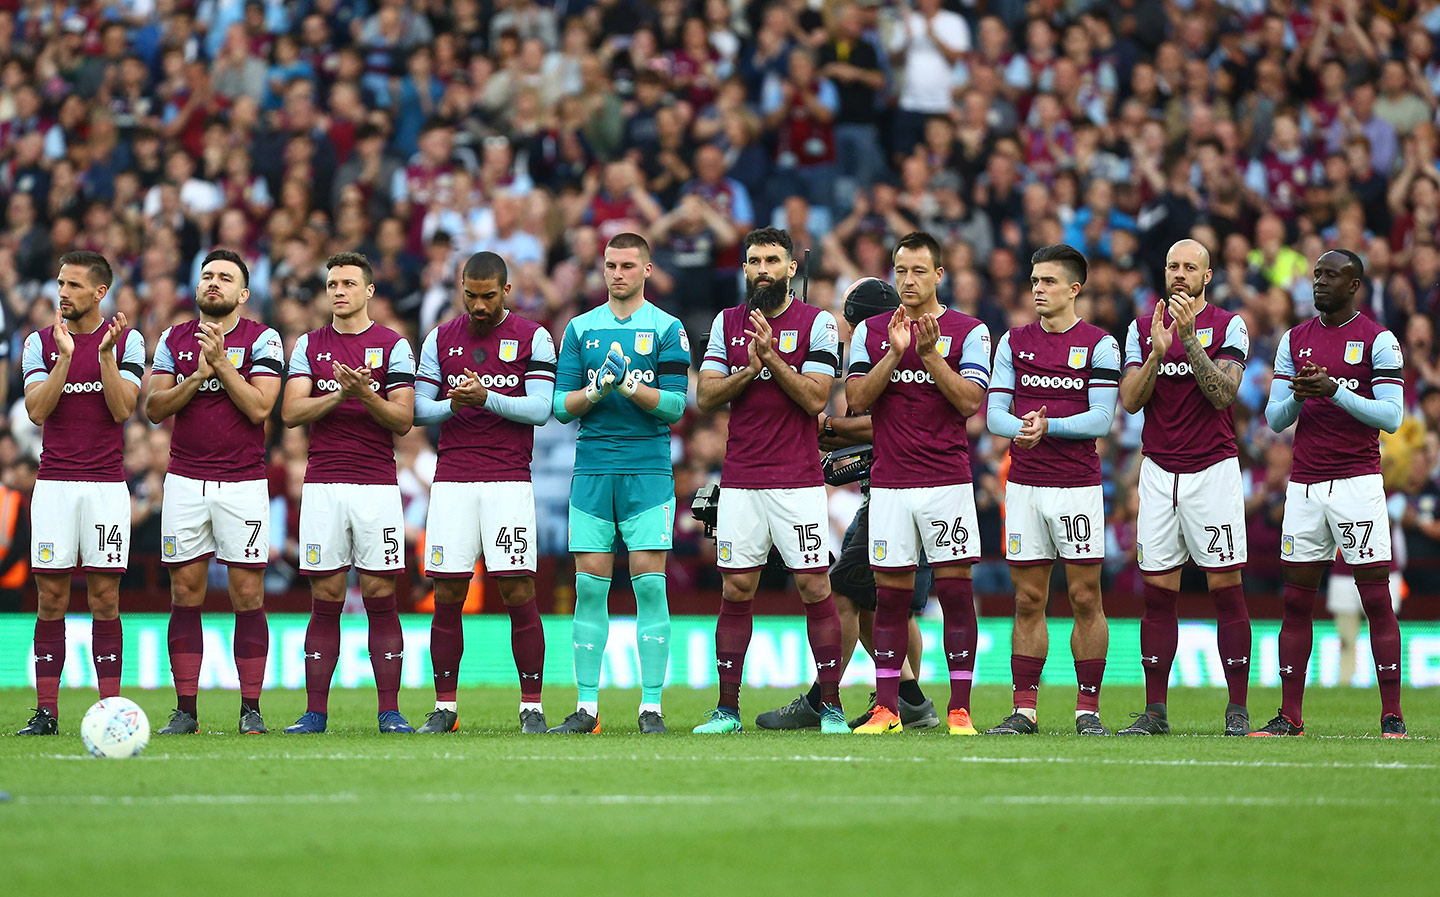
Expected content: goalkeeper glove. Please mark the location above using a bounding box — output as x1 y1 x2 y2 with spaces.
584 366 612 403
601 341 628 384
615 362 643 397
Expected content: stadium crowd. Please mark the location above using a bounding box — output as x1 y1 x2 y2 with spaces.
4 0 1440 606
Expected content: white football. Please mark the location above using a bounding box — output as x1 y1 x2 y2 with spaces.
80 697 150 759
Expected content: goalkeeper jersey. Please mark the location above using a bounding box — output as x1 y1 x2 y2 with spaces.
555 301 690 475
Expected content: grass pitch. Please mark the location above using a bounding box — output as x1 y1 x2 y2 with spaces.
2 684 1436 896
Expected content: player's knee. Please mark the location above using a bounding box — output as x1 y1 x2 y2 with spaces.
797 576 831 604
720 582 755 603
1015 590 1046 619
87 589 120 620
1070 588 1103 620
36 587 68 617
497 576 536 606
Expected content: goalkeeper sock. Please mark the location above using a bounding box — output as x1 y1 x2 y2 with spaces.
168 604 203 716
573 573 611 707
364 595 403 714
632 571 671 707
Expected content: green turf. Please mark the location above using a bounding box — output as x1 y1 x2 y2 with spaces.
1 685 1436 896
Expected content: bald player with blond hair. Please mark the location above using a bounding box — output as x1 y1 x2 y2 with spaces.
1116 238 1254 736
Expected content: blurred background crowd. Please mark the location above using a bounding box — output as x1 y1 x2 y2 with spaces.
3 0 1440 614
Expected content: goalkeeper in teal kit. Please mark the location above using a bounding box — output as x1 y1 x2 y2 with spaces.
548 233 690 734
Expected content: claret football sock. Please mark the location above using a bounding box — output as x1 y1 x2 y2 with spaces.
1140 583 1180 706
1011 654 1045 714
507 597 545 703
92 616 123 699
364 595 404 714
233 607 268 708
572 573 612 707
936 578 977 711
33 616 65 715
1358 579 1403 718
167 603 203 716
1211 584 1251 707
1278 583 1317 724
715 598 753 711
872 587 911 711
431 600 464 703
804 595 843 706
1074 658 1105 714
632 572 671 707
304 598 343 714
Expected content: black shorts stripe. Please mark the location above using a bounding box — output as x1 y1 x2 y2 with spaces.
658 361 690 375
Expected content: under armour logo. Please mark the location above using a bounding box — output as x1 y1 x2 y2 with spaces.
574 642 596 650
95 654 117 663
383 652 403 660
442 671 452 677
1019 351 1036 360
1076 544 1091 553
520 672 541 679
509 556 523 565
107 553 121 563
35 654 53 662
947 651 970 660
951 546 961 556
448 347 464 356
178 351 194 360
730 336 746 346
244 548 260 558
875 650 896 658
1280 665 1294 674
1217 552 1234 562
816 660 838 668
1358 548 1375 559
804 553 819 565
641 634 666 643
880 340 890 350
1226 657 1249 666
1297 348 1313 358
1141 655 1159 664
49 352 58 361
1079 685 1097 693
717 660 733 668
305 652 322 660
316 352 332 361
1378 663 1398 671
385 554 399 565
585 339 600 349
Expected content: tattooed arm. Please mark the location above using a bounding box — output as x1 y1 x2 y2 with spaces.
1180 332 1243 409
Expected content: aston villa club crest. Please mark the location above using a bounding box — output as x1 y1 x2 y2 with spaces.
226 347 245 368
872 540 887 561
936 336 952 357
1068 346 1089 369
1282 535 1295 557
364 348 383 369
38 543 54 563
430 545 444 566
1007 534 1021 555
1136 543 1144 564
1197 328 1213 348
718 541 732 563
779 330 799 353
499 339 519 362
163 536 177 558
634 331 655 355
306 543 322 566
1344 341 1365 365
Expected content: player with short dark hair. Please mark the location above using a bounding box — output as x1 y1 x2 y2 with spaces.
17 252 144 736
845 232 990 735
1259 250 1408 738
984 244 1119 736
1117 238 1253 736
413 252 557 734
145 249 285 735
548 233 689 735
756 278 940 731
694 227 848 734
281 252 418 734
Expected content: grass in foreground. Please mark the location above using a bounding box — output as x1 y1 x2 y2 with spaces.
1 684 1436 897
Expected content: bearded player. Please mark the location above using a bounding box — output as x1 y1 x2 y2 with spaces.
1259 250 1407 737
984 245 1118 736
1117 239 1252 736
548 233 688 735
282 252 417 734
413 252 556 734
17 251 144 736
845 231 989 735
146 249 283 735
694 226 847 734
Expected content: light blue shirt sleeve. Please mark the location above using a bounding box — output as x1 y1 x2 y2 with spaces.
846 320 872 376
119 329 146 387
700 311 730 376
1371 328 1404 378
801 310 841 376
958 323 991 387
22 332 46 388
413 330 451 425
1221 314 1250 363
1123 319 1143 368
1333 379 1404 432
250 326 284 376
1265 330 1302 432
416 328 442 386
985 331 1023 439
152 327 175 375
287 332 311 379
387 338 416 388
482 378 554 426
1048 335 1119 439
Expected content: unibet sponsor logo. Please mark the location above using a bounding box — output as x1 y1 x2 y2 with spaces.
61 381 106 394
1019 374 1085 390
448 373 520 389
317 379 380 393
890 369 935 384
729 364 797 380
176 374 225 391
1334 378 1361 390
1159 362 1193 377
